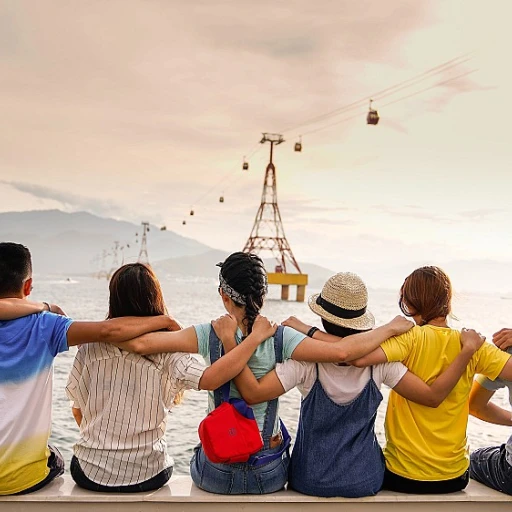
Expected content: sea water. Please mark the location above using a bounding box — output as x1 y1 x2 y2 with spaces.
31 274 512 475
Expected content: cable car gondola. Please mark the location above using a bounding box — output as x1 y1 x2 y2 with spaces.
219 196 224 203
182 220 186 225
242 157 249 171
294 136 302 152
367 99 379 125
190 209 194 216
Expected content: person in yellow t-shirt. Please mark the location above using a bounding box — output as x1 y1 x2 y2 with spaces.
353 266 512 494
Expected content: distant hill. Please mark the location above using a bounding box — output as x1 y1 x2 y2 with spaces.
153 250 336 290
0 210 211 275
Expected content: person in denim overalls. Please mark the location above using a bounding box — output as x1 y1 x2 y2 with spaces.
219 272 484 497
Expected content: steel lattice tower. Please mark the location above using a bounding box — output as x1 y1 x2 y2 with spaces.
243 133 302 274
137 222 150 264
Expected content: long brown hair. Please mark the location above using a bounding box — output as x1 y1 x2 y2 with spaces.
399 266 452 325
107 263 167 319
107 263 184 405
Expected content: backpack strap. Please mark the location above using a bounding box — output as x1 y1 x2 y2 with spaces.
209 327 230 408
260 325 284 446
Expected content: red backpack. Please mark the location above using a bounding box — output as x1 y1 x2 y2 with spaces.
198 390 263 464
198 325 290 466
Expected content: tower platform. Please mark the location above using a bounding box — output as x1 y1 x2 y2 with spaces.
267 272 308 302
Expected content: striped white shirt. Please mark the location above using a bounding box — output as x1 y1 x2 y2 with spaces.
65 343 205 487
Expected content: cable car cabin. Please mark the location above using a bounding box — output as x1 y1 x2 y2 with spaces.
242 162 249 171
190 210 194 216
367 99 379 125
182 220 186 225
367 109 379 125
219 196 224 203
294 141 302 152
160 226 167 231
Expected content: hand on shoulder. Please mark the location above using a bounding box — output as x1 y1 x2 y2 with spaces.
387 315 415 336
493 328 512 350
281 316 310 334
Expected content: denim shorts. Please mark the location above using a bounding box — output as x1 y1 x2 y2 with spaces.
470 444 512 495
190 443 290 495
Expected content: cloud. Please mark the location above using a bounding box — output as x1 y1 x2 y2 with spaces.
1 181 128 218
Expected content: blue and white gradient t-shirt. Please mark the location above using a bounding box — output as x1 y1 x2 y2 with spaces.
0 312 72 495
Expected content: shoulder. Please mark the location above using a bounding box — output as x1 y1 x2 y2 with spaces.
375 361 408 387
281 326 306 344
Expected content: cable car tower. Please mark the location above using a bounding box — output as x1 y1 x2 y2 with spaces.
243 133 308 301
137 222 150 265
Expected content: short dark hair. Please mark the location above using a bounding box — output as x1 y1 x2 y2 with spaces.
321 318 370 338
0 242 33 296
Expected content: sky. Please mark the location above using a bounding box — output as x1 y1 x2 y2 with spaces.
1 0 511 293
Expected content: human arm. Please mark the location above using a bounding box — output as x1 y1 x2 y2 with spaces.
109 325 200 354
0 299 65 319
288 315 414 363
71 407 83 427
214 314 285 403
469 380 512 426
197 315 278 390
66 315 176 347
393 328 485 407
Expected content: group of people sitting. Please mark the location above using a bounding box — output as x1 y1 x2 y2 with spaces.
0 241 511 497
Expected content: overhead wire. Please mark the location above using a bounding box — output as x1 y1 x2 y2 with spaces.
181 53 477 223
298 68 478 137
279 52 474 135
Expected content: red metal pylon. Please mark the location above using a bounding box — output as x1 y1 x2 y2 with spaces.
243 133 302 274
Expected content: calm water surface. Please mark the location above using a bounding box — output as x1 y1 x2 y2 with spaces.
31 274 512 475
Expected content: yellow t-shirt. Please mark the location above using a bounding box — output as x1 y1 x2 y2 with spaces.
381 325 510 481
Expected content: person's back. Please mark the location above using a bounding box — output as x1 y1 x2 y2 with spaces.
280 360 405 497
66 342 203 487
374 266 512 493
0 312 71 495
382 324 508 481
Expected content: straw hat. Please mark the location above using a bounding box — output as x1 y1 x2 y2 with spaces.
308 272 375 330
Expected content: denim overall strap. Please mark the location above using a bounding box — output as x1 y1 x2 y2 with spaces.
260 325 284 446
288 364 385 497
209 327 230 408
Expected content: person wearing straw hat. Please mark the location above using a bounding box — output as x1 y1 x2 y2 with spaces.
214 271 485 498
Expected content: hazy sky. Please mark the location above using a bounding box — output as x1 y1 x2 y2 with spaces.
1 0 511 292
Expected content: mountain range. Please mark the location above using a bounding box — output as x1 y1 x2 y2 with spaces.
0 210 335 287
2 209 511 295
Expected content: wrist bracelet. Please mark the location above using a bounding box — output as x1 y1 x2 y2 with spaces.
42 301 51 313
307 326 319 338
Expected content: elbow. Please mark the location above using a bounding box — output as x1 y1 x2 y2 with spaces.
425 397 442 408
336 347 350 363
244 394 260 406
350 358 366 368
469 403 481 418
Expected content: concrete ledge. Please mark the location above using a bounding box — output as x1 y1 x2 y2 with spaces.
1 475 512 512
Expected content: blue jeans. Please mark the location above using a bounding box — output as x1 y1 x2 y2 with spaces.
190 443 289 494
470 445 512 495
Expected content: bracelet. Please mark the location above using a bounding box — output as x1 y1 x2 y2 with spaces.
42 301 52 313
307 326 319 338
